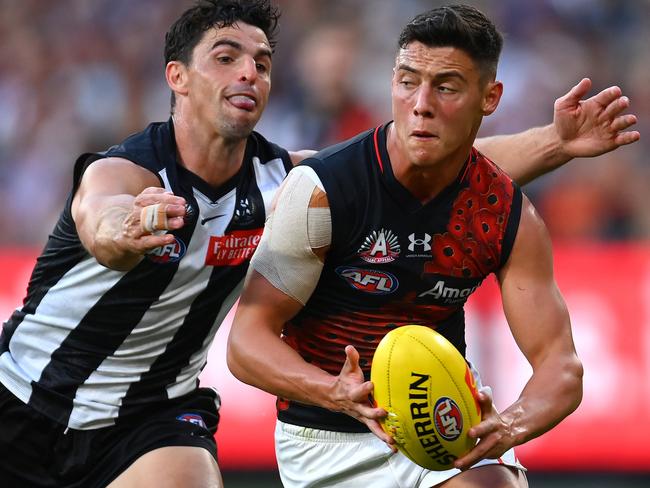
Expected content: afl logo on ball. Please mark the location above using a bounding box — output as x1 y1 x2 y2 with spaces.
433 397 463 441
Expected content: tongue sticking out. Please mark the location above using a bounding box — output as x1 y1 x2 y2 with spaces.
229 96 256 111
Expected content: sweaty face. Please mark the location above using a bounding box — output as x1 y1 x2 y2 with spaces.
390 42 498 170
185 22 272 140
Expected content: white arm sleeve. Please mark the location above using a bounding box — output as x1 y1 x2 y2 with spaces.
250 167 332 305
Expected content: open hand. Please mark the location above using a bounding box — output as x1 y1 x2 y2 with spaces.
331 345 396 449
554 78 640 159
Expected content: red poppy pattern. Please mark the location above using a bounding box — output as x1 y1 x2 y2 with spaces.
424 149 514 278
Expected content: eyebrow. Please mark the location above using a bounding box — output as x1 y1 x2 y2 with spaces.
210 39 273 59
396 63 419 74
396 63 466 82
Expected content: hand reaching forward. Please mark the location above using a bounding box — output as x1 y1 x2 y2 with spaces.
454 388 518 471
117 187 187 255
331 345 396 449
554 78 640 159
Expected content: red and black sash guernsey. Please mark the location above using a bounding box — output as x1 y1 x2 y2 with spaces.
279 123 522 432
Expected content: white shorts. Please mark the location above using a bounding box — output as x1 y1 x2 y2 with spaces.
275 421 525 488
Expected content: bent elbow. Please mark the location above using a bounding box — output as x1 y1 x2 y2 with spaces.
567 356 584 412
225 340 239 378
225 333 247 383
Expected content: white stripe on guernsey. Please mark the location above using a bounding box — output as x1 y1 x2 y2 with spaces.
169 159 288 396
252 157 289 215
167 278 244 399
67 188 238 429
159 168 172 191
0 256 125 404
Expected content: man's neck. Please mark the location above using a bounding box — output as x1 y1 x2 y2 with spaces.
172 114 248 188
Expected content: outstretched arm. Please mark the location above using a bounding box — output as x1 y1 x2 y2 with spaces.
72 157 187 270
475 78 639 185
454 196 583 470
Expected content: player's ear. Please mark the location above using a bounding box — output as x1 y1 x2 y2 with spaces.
166 61 190 98
481 80 503 116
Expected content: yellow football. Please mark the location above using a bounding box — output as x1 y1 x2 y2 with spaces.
370 325 481 471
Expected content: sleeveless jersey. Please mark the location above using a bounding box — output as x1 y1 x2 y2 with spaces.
278 123 522 432
0 119 292 429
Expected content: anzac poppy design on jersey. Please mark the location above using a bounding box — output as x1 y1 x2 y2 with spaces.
424 160 514 279
277 124 522 432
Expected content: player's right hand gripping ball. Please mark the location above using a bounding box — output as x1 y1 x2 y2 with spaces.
371 325 481 471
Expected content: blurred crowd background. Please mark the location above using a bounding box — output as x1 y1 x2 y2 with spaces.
0 0 648 245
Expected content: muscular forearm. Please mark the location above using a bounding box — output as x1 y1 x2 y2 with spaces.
500 353 583 446
476 125 565 186
227 324 338 409
77 196 144 271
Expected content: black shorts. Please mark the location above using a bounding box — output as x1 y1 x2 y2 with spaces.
0 381 220 488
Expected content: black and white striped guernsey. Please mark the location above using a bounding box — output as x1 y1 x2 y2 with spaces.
0 119 292 429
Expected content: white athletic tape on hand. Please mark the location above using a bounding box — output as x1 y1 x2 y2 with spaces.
140 203 168 233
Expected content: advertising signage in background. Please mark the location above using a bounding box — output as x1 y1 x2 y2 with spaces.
1 246 649 471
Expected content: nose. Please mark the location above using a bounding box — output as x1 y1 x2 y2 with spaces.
413 86 434 118
238 57 258 83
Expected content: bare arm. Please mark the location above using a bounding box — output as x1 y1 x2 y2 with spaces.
476 78 639 185
288 149 317 166
71 157 187 271
228 269 341 406
455 196 583 470
227 178 392 443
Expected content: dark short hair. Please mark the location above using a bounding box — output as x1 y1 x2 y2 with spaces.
398 4 503 81
165 0 280 112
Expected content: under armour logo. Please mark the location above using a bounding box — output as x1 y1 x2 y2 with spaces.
408 233 431 252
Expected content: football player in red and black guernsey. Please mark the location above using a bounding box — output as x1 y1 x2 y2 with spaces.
227 5 608 488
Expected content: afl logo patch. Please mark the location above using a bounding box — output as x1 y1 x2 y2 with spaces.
433 397 463 441
336 267 399 294
146 237 186 263
176 413 207 429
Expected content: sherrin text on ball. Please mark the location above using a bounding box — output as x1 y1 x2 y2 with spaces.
371 325 481 471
